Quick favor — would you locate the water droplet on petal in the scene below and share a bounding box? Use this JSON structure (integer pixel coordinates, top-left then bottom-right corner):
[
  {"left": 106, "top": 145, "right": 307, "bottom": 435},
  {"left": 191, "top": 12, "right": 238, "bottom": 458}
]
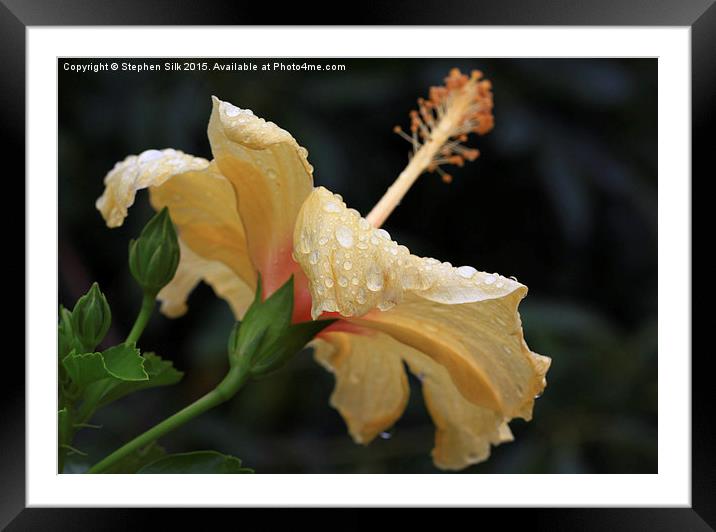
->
[
  {"left": 223, "top": 103, "right": 241, "bottom": 117},
  {"left": 335, "top": 225, "right": 354, "bottom": 248},
  {"left": 457, "top": 265, "right": 477, "bottom": 279},
  {"left": 338, "top": 276, "right": 349, "bottom": 287},
  {"left": 323, "top": 201, "right": 341, "bottom": 213},
  {"left": 366, "top": 265, "right": 384, "bottom": 292},
  {"left": 378, "top": 301, "right": 395, "bottom": 311},
  {"left": 376, "top": 228, "right": 391, "bottom": 240},
  {"left": 324, "top": 277, "right": 334, "bottom": 288},
  {"left": 297, "top": 232, "right": 311, "bottom": 254},
  {"left": 308, "top": 251, "right": 319, "bottom": 265},
  {"left": 138, "top": 149, "right": 163, "bottom": 163}
]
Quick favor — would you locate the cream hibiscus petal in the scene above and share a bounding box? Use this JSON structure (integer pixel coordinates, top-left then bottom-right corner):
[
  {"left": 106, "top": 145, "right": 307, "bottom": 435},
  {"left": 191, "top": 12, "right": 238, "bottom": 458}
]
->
[
  {"left": 314, "top": 327, "right": 518, "bottom": 470},
  {"left": 401, "top": 349, "right": 514, "bottom": 470},
  {"left": 96, "top": 148, "right": 210, "bottom": 228},
  {"left": 355, "top": 293, "right": 550, "bottom": 420},
  {"left": 294, "top": 187, "right": 525, "bottom": 319},
  {"left": 312, "top": 330, "right": 409, "bottom": 444},
  {"left": 148, "top": 161, "right": 256, "bottom": 289},
  {"left": 207, "top": 97, "right": 314, "bottom": 293},
  {"left": 293, "top": 186, "right": 550, "bottom": 419},
  {"left": 157, "top": 239, "right": 255, "bottom": 319}
]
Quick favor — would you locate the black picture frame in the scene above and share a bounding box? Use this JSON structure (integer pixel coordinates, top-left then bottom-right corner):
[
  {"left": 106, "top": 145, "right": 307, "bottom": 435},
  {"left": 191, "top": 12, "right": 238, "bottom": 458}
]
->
[{"left": 3, "top": 0, "right": 711, "bottom": 528}]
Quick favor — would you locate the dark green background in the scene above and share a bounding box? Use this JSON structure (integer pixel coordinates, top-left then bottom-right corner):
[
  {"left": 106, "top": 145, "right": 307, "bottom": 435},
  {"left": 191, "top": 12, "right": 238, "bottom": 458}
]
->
[{"left": 59, "top": 58, "right": 657, "bottom": 473}]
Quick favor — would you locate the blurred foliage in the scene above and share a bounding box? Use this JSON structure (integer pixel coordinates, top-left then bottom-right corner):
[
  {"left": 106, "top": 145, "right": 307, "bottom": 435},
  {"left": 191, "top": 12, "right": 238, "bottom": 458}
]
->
[{"left": 59, "top": 58, "right": 656, "bottom": 473}]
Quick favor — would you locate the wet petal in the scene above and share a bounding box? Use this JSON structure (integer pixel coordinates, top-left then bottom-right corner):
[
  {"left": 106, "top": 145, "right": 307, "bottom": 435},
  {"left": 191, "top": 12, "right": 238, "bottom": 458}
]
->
[
  {"left": 312, "top": 330, "right": 409, "bottom": 444},
  {"left": 149, "top": 161, "right": 256, "bottom": 288},
  {"left": 354, "top": 293, "right": 550, "bottom": 419},
  {"left": 294, "top": 186, "right": 549, "bottom": 418},
  {"left": 158, "top": 239, "right": 254, "bottom": 319},
  {"left": 313, "top": 328, "right": 519, "bottom": 470},
  {"left": 294, "top": 187, "right": 523, "bottom": 319},
  {"left": 96, "top": 149, "right": 209, "bottom": 228},
  {"left": 208, "top": 97, "right": 314, "bottom": 291},
  {"left": 402, "top": 349, "right": 514, "bottom": 470}
]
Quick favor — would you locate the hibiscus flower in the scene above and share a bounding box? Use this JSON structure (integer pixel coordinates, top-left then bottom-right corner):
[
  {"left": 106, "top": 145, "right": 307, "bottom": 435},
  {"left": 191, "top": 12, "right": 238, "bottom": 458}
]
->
[{"left": 96, "top": 69, "right": 550, "bottom": 470}]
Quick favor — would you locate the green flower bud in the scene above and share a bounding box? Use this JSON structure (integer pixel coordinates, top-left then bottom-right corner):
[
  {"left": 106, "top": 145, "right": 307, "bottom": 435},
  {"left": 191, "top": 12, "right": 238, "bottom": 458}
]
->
[
  {"left": 71, "top": 282, "right": 111, "bottom": 352},
  {"left": 226, "top": 275, "right": 335, "bottom": 377},
  {"left": 58, "top": 305, "right": 75, "bottom": 359},
  {"left": 129, "top": 207, "right": 180, "bottom": 295}
]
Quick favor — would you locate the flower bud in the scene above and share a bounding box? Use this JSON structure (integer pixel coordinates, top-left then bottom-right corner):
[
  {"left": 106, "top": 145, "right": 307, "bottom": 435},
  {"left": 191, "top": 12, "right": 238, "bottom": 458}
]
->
[
  {"left": 129, "top": 207, "right": 180, "bottom": 295},
  {"left": 226, "top": 275, "right": 335, "bottom": 377},
  {"left": 71, "top": 282, "right": 111, "bottom": 352},
  {"left": 58, "top": 305, "right": 75, "bottom": 358}
]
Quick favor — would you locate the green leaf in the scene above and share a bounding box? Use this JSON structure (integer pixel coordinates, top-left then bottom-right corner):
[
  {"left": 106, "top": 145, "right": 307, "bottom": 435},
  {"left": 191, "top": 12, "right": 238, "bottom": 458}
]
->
[
  {"left": 62, "top": 352, "right": 112, "bottom": 389},
  {"left": 63, "top": 345, "right": 151, "bottom": 426},
  {"left": 95, "top": 352, "right": 183, "bottom": 409},
  {"left": 102, "top": 442, "right": 167, "bottom": 474},
  {"left": 251, "top": 319, "right": 337, "bottom": 377},
  {"left": 137, "top": 451, "right": 253, "bottom": 474},
  {"left": 102, "top": 344, "right": 149, "bottom": 381}
]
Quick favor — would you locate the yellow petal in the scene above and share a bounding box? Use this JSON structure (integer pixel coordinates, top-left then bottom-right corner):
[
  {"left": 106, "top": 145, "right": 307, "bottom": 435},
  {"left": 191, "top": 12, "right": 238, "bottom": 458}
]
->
[
  {"left": 314, "top": 328, "right": 517, "bottom": 470},
  {"left": 402, "top": 349, "right": 514, "bottom": 470},
  {"left": 312, "top": 330, "right": 409, "bottom": 444},
  {"left": 157, "top": 239, "right": 254, "bottom": 319},
  {"left": 207, "top": 97, "right": 314, "bottom": 289},
  {"left": 294, "top": 186, "right": 549, "bottom": 418},
  {"left": 294, "top": 187, "right": 524, "bottom": 319},
  {"left": 355, "top": 293, "right": 550, "bottom": 420},
  {"left": 96, "top": 149, "right": 209, "bottom": 228},
  {"left": 149, "top": 161, "right": 256, "bottom": 288}
]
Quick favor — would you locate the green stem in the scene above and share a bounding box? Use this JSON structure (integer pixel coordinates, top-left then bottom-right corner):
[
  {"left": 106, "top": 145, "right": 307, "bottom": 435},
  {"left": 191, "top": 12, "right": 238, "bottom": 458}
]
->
[
  {"left": 58, "top": 408, "right": 73, "bottom": 474},
  {"left": 126, "top": 291, "right": 156, "bottom": 345},
  {"left": 87, "top": 364, "right": 249, "bottom": 474}
]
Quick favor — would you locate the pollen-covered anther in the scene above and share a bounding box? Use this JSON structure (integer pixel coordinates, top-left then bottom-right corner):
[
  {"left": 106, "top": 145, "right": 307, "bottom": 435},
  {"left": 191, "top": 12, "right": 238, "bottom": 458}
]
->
[
  {"left": 366, "top": 68, "right": 496, "bottom": 228},
  {"left": 395, "top": 67, "right": 494, "bottom": 184}
]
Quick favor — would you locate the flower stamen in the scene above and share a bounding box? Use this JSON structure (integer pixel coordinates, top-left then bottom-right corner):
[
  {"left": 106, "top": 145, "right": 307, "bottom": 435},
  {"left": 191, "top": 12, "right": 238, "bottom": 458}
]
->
[{"left": 366, "top": 68, "right": 494, "bottom": 228}]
